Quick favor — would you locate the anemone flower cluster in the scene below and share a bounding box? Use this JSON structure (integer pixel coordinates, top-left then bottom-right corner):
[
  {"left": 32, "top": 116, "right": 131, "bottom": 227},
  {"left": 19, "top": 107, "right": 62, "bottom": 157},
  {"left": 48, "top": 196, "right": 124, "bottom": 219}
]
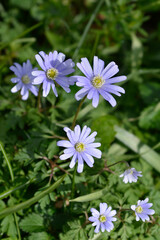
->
[
  {"left": 10, "top": 52, "right": 127, "bottom": 108},
  {"left": 9, "top": 50, "right": 155, "bottom": 235}
]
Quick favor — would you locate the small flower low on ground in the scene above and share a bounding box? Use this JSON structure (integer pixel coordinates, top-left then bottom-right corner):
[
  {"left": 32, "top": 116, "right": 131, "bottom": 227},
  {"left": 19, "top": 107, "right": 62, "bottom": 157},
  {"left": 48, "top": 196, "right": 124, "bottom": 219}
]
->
[
  {"left": 120, "top": 168, "right": 142, "bottom": 183},
  {"left": 131, "top": 198, "right": 155, "bottom": 222},
  {"left": 89, "top": 203, "right": 117, "bottom": 233}
]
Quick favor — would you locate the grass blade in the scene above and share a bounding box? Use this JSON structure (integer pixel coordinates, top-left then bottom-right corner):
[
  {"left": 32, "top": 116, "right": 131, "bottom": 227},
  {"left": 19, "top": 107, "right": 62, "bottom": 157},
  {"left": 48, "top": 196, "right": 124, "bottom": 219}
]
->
[
  {"left": 0, "top": 174, "right": 66, "bottom": 219},
  {"left": 115, "top": 126, "right": 160, "bottom": 172},
  {"left": 72, "top": 0, "right": 105, "bottom": 61},
  {"left": 70, "top": 186, "right": 108, "bottom": 202},
  {"left": 0, "top": 142, "right": 14, "bottom": 182}
]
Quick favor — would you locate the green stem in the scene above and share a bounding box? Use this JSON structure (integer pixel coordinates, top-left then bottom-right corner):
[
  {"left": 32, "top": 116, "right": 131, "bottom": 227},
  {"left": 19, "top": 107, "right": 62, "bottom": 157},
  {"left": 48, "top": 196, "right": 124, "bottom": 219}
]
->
[
  {"left": 107, "top": 160, "right": 130, "bottom": 168},
  {"left": 14, "top": 213, "right": 21, "bottom": 240},
  {"left": 71, "top": 96, "right": 87, "bottom": 130},
  {"left": 0, "top": 174, "right": 66, "bottom": 219},
  {"left": 71, "top": 166, "right": 77, "bottom": 200},
  {"left": 0, "top": 142, "right": 14, "bottom": 181},
  {"left": 0, "top": 142, "right": 21, "bottom": 239},
  {"left": 72, "top": 0, "right": 105, "bottom": 61},
  {"left": 0, "top": 178, "right": 35, "bottom": 200},
  {"left": 0, "top": 22, "right": 42, "bottom": 51},
  {"left": 37, "top": 83, "right": 42, "bottom": 111}
]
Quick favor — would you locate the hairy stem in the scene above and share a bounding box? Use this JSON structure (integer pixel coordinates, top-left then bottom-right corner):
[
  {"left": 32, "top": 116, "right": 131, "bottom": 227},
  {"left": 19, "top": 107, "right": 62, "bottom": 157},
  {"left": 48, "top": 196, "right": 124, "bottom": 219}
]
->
[
  {"left": 107, "top": 160, "right": 130, "bottom": 168},
  {"left": 71, "top": 96, "right": 87, "bottom": 130},
  {"left": 71, "top": 166, "right": 77, "bottom": 200},
  {"left": 37, "top": 83, "right": 42, "bottom": 111}
]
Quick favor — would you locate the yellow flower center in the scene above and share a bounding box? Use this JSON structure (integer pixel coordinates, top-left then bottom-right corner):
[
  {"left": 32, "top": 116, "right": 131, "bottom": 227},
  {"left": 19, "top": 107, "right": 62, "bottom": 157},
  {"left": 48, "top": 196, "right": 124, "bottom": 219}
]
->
[
  {"left": 92, "top": 75, "right": 105, "bottom": 88},
  {"left": 136, "top": 206, "right": 143, "bottom": 213},
  {"left": 75, "top": 142, "right": 85, "bottom": 152},
  {"left": 21, "top": 75, "right": 30, "bottom": 84},
  {"left": 130, "top": 170, "right": 133, "bottom": 174},
  {"left": 99, "top": 215, "right": 106, "bottom": 223},
  {"left": 47, "top": 68, "right": 58, "bottom": 80}
]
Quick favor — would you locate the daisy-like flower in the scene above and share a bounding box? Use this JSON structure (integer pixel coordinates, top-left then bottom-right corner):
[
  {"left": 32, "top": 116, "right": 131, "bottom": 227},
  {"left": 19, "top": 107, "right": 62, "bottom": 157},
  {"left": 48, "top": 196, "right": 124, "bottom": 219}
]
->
[
  {"left": 10, "top": 60, "right": 38, "bottom": 100},
  {"left": 75, "top": 57, "right": 127, "bottom": 108},
  {"left": 32, "top": 51, "right": 75, "bottom": 97},
  {"left": 57, "top": 125, "right": 102, "bottom": 173},
  {"left": 131, "top": 198, "right": 155, "bottom": 222},
  {"left": 89, "top": 203, "right": 117, "bottom": 233},
  {"left": 119, "top": 168, "right": 142, "bottom": 183}
]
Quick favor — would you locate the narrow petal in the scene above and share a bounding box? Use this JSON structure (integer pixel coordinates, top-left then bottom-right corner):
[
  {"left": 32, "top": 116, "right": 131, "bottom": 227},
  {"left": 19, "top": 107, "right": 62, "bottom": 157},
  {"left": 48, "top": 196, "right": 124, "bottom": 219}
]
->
[
  {"left": 92, "top": 90, "right": 99, "bottom": 108},
  {"left": 29, "top": 85, "right": 38, "bottom": 96},
  {"left": 81, "top": 152, "right": 94, "bottom": 167},
  {"left": 60, "top": 152, "right": 74, "bottom": 160},
  {"left": 88, "top": 216, "right": 98, "bottom": 222},
  {"left": 77, "top": 153, "right": 84, "bottom": 173},
  {"left": 86, "top": 148, "right": 102, "bottom": 158},
  {"left": 100, "top": 203, "right": 107, "bottom": 215},
  {"left": 87, "top": 88, "right": 96, "bottom": 100},
  {"left": 80, "top": 58, "right": 93, "bottom": 78},
  {"left": 69, "top": 153, "right": 77, "bottom": 168},
  {"left": 57, "top": 140, "right": 73, "bottom": 148},
  {"left": 22, "top": 90, "right": 29, "bottom": 100},
  {"left": 75, "top": 88, "right": 89, "bottom": 101},
  {"left": 10, "top": 77, "right": 19, "bottom": 83},
  {"left": 11, "top": 82, "right": 22, "bottom": 93},
  {"left": 32, "top": 70, "right": 45, "bottom": 76},
  {"left": 35, "top": 54, "right": 46, "bottom": 70},
  {"left": 106, "top": 76, "right": 127, "bottom": 84}
]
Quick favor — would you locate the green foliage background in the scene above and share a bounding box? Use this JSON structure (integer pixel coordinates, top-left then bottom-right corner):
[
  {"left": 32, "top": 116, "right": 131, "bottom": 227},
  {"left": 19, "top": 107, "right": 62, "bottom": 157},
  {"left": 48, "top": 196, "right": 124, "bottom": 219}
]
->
[{"left": 0, "top": 0, "right": 160, "bottom": 239}]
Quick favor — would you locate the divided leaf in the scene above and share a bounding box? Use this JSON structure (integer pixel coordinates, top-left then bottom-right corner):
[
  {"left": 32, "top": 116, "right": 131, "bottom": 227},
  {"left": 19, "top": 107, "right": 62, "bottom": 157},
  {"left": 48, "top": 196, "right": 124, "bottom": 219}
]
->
[{"left": 20, "top": 213, "right": 45, "bottom": 233}]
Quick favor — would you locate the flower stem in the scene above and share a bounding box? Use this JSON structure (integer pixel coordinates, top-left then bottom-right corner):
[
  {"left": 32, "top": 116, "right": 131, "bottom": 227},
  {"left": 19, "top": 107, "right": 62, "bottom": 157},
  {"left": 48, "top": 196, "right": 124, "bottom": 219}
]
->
[
  {"left": 37, "top": 83, "right": 42, "bottom": 112},
  {"left": 71, "top": 166, "right": 77, "bottom": 200},
  {"left": 71, "top": 96, "right": 87, "bottom": 130},
  {"left": 107, "top": 160, "right": 130, "bottom": 168}
]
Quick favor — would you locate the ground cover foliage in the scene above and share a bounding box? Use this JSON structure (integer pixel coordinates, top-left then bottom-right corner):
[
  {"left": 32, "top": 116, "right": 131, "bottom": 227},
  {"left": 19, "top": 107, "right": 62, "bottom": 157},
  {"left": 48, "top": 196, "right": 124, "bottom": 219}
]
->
[{"left": 0, "top": 0, "right": 160, "bottom": 239}]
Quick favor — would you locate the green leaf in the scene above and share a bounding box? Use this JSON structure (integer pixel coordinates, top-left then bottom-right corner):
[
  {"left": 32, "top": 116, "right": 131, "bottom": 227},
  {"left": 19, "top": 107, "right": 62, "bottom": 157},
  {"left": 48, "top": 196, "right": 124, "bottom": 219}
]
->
[
  {"left": 92, "top": 115, "right": 117, "bottom": 150},
  {"left": 28, "top": 232, "right": 52, "bottom": 240},
  {"left": 118, "top": 224, "right": 132, "bottom": 240},
  {"left": 70, "top": 187, "right": 108, "bottom": 202},
  {"left": 1, "top": 215, "right": 17, "bottom": 238},
  {"left": 20, "top": 213, "right": 44, "bottom": 233},
  {"left": 47, "top": 140, "right": 59, "bottom": 159},
  {"left": 60, "top": 220, "right": 87, "bottom": 240},
  {"left": 139, "top": 103, "right": 160, "bottom": 130},
  {"left": 0, "top": 174, "right": 66, "bottom": 219},
  {"left": 115, "top": 126, "right": 160, "bottom": 172},
  {"left": 139, "top": 82, "right": 160, "bottom": 104}
]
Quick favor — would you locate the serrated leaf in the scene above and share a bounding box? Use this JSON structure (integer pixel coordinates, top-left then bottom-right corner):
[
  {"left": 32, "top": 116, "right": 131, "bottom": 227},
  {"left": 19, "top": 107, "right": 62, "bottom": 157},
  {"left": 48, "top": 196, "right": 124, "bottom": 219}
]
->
[
  {"left": 60, "top": 220, "right": 87, "bottom": 240},
  {"left": 28, "top": 232, "right": 52, "bottom": 240},
  {"left": 1, "top": 215, "right": 17, "bottom": 238},
  {"left": 70, "top": 187, "right": 108, "bottom": 202},
  {"left": 20, "top": 213, "right": 44, "bottom": 233},
  {"left": 118, "top": 224, "right": 132, "bottom": 240},
  {"left": 115, "top": 126, "right": 160, "bottom": 172}
]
